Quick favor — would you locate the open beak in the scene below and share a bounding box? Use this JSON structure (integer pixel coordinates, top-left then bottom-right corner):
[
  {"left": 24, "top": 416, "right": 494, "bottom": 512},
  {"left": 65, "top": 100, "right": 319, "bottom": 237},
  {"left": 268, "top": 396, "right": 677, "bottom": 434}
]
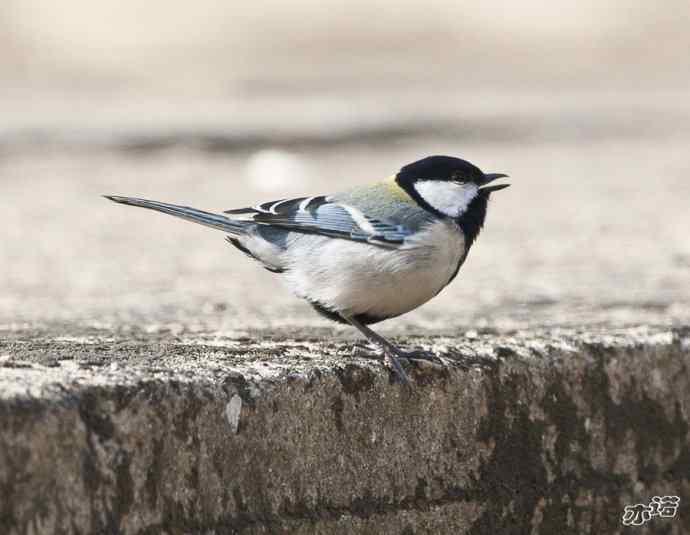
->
[{"left": 479, "top": 173, "right": 510, "bottom": 193}]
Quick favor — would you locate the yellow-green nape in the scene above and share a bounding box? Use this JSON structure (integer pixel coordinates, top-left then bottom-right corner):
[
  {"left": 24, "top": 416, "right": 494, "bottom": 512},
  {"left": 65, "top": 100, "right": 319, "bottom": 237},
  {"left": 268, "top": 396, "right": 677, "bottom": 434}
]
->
[{"left": 382, "top": 176, "right": 416, "bottom": 203}]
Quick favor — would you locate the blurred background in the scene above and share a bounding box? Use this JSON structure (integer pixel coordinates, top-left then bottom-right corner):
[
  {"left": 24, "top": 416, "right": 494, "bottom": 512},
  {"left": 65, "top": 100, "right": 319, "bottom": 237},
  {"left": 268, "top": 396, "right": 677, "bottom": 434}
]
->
[{"left": 1, "top": 0, "right": 689, "bottom": 334}]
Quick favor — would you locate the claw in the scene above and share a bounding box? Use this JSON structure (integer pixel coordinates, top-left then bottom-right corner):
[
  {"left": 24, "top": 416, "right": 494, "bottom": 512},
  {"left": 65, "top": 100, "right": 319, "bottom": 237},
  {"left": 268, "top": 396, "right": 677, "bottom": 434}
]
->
[
  {"left": 385, "top": 351, "right": 411, "bottom": 385},
  {"left": 351, "top": 342, "right": 379, "bottom": 359},
  {"left": 400, "top": 349, "right": 444, "bottom": 365},
  {"left": 349, "top": 343, "right": 409, "bottom": 384}
]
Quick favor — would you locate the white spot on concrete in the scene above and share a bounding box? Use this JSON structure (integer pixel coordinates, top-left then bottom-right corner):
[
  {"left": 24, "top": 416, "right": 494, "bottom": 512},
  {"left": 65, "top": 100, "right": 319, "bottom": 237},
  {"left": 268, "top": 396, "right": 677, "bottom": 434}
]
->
[
  {"left": 225, "top": 394, "right": 243, "bottom": 434},
  {"left": 681, "top": 337, "right": 690, "bottom": 352}
]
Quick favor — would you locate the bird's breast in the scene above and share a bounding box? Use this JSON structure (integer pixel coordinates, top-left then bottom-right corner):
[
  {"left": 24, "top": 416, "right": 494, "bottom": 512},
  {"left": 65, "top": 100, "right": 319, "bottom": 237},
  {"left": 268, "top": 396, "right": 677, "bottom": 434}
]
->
[{"left": 283, "top": 220, "right": 466, "bottom": 320}]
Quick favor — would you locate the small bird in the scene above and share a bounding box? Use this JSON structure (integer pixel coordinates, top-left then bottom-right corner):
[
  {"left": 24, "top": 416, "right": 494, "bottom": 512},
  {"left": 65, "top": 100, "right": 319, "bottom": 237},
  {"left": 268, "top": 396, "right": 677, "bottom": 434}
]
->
[{"left": 105, "top": 155, "right": 509, "bottom": 384}]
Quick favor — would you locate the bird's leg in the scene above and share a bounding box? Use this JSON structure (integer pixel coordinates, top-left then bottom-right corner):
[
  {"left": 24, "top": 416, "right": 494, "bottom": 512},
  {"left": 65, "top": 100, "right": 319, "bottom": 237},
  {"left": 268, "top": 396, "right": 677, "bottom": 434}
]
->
[{"left": 345, "top": 316, "right": 410, "bottom": 385}]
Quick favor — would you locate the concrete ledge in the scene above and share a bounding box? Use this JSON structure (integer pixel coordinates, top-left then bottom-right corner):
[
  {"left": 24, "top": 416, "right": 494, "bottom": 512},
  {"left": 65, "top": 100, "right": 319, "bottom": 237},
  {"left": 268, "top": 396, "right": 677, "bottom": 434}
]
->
[{"left": 1, "top": 327, "right": 689, "bottom": 534}]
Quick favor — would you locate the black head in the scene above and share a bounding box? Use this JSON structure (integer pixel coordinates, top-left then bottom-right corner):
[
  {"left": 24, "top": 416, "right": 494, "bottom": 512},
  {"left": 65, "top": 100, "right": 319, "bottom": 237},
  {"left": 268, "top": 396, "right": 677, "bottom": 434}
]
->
[
  {"left": 398, "top": 155, "right": 486, "bottom": 185},
  {"left": 395, "top": 155, "right": 509, "bottom": 219}
]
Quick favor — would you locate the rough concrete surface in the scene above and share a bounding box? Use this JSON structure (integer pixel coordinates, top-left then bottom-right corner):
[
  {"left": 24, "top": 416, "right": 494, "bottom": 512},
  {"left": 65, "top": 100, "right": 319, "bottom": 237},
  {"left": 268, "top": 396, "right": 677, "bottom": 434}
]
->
[{"left": 1, "top": 326, "right": 689, "bottom": 534}]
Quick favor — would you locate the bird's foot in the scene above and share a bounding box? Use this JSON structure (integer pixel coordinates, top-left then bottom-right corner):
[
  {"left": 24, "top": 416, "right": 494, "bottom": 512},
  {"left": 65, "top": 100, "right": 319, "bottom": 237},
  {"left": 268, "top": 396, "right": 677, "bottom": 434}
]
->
[
  {"left": 351, "top": 344, "right": 410, "bottom": 385},
  {"left": 350, "top": 344, "right": 442, "bottom": 384},
  {"left": 397, "top": 348, "right": 442, "bottom": 363},
  {"left": 350, "top": 342, "right": 382, "bottom": 360}
]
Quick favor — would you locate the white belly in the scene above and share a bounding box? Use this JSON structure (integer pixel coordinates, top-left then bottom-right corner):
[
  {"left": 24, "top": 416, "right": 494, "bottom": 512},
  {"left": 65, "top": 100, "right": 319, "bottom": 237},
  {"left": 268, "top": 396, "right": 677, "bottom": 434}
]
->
[{"left": 282, "top": 220, "right": 466, "bottom": 319}]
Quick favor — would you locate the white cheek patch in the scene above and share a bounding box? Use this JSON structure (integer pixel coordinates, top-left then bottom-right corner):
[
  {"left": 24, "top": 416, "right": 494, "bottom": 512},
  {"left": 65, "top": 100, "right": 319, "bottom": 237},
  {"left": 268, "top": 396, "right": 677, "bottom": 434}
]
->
[{"left": 414, "top": 181, "right": 478, "bottom": 217}]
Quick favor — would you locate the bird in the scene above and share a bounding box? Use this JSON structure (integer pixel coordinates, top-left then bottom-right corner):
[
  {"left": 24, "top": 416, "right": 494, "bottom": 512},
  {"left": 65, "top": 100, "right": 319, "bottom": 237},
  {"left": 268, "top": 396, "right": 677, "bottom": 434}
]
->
[{"left": 105, "top": 155, "right": 509, "bottom": 385}]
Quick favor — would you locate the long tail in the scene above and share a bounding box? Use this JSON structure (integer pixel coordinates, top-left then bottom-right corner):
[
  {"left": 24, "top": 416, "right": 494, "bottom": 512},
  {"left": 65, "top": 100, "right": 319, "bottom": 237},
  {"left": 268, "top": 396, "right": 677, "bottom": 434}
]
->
[{"left": 104, "top": 195, "right": 246, "bottom": 234}]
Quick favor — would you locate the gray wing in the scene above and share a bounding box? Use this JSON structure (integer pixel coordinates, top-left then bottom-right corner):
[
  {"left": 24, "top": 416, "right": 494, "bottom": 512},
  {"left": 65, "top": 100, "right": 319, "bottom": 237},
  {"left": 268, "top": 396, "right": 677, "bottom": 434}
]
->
[{"left": 224, "top": 195, "right": 421, "bottom": 248}]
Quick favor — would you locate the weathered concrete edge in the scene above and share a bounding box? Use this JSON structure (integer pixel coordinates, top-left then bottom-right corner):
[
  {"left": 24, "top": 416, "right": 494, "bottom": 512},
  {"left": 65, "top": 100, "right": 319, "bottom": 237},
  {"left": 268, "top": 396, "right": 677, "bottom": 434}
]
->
[{"left": 1, "top": 327, "right": 689, "bottom": 534}]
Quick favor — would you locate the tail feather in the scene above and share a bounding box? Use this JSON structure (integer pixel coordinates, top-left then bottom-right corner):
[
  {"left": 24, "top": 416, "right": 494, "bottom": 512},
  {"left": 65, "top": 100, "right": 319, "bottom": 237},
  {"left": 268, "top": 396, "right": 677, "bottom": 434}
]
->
[{"left": 104, "top": 195, "right": 246, "bottom": 235}]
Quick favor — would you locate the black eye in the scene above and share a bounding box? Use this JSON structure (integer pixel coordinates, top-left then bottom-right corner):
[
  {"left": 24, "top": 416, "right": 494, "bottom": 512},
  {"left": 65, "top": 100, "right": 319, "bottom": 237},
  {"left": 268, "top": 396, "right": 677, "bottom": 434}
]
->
[{"left": 451, "top": 173, "right": 467, "bottom": 183}]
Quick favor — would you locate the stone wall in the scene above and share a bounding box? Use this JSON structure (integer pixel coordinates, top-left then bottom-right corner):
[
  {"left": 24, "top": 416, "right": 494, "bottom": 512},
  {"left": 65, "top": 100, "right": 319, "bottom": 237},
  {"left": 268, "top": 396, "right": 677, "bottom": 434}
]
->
[{"left": 1, "top": 327, "right": 688, "bottom": 534}]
